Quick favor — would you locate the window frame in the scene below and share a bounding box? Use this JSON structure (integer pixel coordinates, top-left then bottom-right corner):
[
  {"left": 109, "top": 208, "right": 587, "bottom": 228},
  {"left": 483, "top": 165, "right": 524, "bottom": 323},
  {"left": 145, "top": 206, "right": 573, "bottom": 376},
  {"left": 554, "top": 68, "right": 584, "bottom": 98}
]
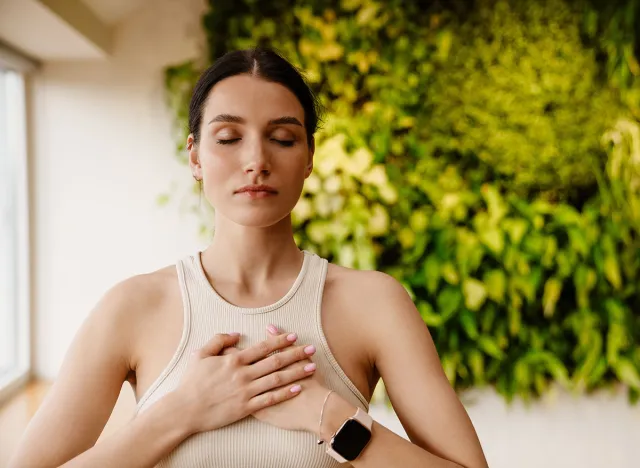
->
[{"left": 0, "top": 42, "right": 35, "bottom": 403}]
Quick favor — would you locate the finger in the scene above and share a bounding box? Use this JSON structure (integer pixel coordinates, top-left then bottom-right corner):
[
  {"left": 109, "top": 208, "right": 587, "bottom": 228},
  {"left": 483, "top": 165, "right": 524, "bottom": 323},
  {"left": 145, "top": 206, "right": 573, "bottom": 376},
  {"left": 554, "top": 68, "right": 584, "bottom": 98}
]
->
[
  {"left": 221, "top": 346, "right": 239, "bottom": 356},
  {"left": 198, "top": 333, "right": 240, "bottom": 358},
  {"left": 247, "top": 383, "right": 303, "bottom": 412},
  {"left": 266, "top": 324, "right": 280, "bottom": 335},
  {"left": 247, "top": 343, "right": 316, "bottom": 380},
  {"left": 237, "top": 331, "right": 298, "bottom": 365},
  {"left": 248, "top": 361, "right": 316, "bottom": 396}
]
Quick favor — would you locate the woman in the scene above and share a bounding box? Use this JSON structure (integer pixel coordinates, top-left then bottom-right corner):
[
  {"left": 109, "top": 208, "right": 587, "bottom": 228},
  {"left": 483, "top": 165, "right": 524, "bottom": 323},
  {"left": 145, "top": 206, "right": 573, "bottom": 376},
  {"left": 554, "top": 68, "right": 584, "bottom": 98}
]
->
[{"left": 10, "top": 48, "right": 488, "bottom": 468}]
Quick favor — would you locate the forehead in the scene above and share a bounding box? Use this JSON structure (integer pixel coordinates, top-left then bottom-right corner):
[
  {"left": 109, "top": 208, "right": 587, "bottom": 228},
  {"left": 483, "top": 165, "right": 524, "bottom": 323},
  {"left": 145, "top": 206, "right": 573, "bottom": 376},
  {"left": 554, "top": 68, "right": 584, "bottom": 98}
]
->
[{"left": 203, "top": 74, "right": 305, "bottom": 124}]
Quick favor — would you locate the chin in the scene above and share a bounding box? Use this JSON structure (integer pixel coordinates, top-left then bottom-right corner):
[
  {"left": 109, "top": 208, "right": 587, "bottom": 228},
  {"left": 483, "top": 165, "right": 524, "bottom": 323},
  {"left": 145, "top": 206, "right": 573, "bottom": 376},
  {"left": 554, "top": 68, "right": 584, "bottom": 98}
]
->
[{"left": 228, "top": 209, "right": 293, "bottom": 228}]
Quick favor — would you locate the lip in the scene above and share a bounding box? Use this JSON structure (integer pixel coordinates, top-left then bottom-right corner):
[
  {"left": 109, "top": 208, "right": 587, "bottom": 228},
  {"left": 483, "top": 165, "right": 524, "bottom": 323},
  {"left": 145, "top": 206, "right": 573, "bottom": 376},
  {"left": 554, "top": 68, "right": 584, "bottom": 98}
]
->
[{"left": 235, "top": 184, "right": 278, "bottom": 194}]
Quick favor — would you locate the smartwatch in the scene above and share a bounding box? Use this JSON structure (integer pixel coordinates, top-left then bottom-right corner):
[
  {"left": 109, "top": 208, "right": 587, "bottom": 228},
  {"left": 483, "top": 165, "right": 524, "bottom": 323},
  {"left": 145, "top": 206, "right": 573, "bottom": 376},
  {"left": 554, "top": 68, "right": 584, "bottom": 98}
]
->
[{"left": 325, "top": 407, "right": 373, "bottom": 462}]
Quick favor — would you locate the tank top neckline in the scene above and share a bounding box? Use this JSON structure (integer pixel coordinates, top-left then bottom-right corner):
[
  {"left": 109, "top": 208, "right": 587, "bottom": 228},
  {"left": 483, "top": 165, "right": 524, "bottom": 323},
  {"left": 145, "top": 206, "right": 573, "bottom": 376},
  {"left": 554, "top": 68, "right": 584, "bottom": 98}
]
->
[{"left": 194, "top": 249, "right": 312, "bottom": 315}]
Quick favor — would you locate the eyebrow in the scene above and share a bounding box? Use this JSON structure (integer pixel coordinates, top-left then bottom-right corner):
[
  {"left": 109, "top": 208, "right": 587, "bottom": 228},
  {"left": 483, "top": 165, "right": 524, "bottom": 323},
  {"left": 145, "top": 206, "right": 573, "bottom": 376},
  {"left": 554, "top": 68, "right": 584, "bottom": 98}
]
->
[{"left": 208, "top": 114, "right": 303, "bottom": 127}]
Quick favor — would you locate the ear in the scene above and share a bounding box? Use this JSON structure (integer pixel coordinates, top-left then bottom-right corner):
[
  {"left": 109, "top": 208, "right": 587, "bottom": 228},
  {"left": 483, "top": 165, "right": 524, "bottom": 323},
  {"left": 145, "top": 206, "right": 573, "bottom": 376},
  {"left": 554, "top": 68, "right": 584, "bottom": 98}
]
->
[
  {"left": 187, "top": 134, "right": 202, "bottom": 181},
  {"left": 305, "top": 137, "right": 315, "bottom": 178}
]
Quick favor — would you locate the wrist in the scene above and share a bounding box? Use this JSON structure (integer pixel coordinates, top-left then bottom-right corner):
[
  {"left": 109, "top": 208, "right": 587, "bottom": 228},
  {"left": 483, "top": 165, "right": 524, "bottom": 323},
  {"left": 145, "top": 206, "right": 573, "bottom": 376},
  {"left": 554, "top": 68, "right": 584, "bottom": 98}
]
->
[
  {"left": 160, "top": 390, "right": 197, "bottom": 440},
  {"left": 317, "top": 393, "right": 358, "bottom": 442}
]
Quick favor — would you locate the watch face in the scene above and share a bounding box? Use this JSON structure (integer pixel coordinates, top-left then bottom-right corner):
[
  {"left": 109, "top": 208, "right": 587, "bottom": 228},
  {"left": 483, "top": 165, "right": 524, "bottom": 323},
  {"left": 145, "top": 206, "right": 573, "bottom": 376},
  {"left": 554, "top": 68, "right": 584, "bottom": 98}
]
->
[{"left": 331, "top": 419, "right": 372, "bottom": 461}]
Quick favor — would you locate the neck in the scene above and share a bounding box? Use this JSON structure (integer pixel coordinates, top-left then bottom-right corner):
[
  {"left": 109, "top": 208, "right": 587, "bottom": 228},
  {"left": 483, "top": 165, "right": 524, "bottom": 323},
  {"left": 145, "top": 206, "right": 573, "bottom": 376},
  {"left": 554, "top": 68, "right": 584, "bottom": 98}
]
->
[{"left": 200, "top": 214, "right": 303, "bottom": 290}]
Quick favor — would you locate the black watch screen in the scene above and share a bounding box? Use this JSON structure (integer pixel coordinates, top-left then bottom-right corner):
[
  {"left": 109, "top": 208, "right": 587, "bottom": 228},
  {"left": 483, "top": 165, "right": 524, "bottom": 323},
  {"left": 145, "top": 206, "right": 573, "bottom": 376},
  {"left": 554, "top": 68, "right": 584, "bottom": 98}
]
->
[{"left": 331, "top": 418, "right": 372, "bottom": 461}]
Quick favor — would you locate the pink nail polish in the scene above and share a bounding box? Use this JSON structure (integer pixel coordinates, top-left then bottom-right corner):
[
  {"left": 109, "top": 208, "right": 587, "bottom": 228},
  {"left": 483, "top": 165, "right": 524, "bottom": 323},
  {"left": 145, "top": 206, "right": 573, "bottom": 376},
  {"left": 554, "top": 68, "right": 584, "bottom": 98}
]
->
[
  {"left": 304, "top": 363, "right": 316, "bottom": 372},
  {"left": 267, "top": 325, "right": 278, "bottom": 334},
  {"left": 229, "top": 332, "right": 240, "bottom": 337},
  {"left": 287, "top": 333, "right": 298, "bottom": 342},
  {"left": 304, "top": 345, "right": 316, "bottom": 355},
  {"left": 290, "top": 384, "right": 302, "bottom": 393}
]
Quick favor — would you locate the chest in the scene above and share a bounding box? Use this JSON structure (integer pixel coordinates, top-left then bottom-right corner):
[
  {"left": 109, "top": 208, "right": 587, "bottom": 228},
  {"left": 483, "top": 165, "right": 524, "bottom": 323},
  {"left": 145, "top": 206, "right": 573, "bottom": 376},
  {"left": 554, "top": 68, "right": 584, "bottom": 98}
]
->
[
  {"left": 130, "top": 268, "right": 375, "bottom": 405},
  {"left": 157, "top": 412, "right": 344, "bottom": 468}
]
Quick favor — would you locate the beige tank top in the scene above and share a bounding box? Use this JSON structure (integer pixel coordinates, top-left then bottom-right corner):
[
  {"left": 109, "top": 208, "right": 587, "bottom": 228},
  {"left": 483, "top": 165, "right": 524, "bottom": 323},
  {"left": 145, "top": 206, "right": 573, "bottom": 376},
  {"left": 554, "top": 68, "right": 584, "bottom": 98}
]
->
[{"left": 134, "top": 249, "right": 369, "bottom": 467}]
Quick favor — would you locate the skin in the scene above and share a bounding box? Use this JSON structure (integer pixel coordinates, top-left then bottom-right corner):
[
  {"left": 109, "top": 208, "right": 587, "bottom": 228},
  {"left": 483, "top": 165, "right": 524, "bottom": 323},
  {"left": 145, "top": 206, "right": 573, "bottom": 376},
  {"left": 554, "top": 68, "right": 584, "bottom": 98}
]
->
[{"left": 9, "top": 74, "right": 488, "bottom": 468}]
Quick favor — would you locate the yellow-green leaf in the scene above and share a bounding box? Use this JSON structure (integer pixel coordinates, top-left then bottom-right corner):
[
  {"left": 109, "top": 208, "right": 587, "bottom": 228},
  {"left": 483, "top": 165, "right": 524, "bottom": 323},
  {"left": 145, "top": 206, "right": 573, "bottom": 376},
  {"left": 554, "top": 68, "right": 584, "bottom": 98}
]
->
[
  {"left": 614, "top": 358, "right": 640, "bottom": 389},
  {"left": 542, "top": 277, "right": 563, "bottom": 318},
  {"left": 478, "top": 227, "right": 505, "bottom": 256},
  {"left": 604, "top": 255, "right": 622, "bottom": 290},
  {"left": 478, "top": 336, "right": 506, "bottom": 360},
  {"left": 463, "top": 278, "right": 488, "bottom": 311},
  {"left": 483, "top": 269, "right": 506, "bottom": 303}
]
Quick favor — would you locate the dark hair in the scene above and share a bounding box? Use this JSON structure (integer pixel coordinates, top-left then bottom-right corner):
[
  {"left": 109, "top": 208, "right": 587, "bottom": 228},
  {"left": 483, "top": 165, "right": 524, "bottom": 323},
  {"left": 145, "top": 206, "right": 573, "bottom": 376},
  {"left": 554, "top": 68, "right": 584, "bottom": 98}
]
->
[{"left": 188, "top": 47, "right": 322, "bottom": 147}]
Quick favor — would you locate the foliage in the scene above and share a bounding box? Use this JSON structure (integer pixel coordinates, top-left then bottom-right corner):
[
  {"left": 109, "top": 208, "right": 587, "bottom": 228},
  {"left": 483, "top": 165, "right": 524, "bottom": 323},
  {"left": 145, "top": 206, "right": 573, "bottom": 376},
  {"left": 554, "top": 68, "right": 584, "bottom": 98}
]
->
[
  {"left": 425, "top": 0, "right": 626, "bottom": 199},
  {"left": 162, "top": 0, "right": 640, "bottom": 402}
]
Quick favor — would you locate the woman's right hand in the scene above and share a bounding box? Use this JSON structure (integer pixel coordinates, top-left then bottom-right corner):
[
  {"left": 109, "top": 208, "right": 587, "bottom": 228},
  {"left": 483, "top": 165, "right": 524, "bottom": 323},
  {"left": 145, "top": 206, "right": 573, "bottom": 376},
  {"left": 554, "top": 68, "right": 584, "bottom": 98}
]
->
[{"left": 171, "top": 331, "right": 317, "bottom": 436}]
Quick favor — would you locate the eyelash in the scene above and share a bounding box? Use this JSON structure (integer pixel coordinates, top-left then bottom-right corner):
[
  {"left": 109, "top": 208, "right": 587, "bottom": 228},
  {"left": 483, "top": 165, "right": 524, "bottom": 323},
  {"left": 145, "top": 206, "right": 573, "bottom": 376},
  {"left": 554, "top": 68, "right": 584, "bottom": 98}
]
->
[{"left": 216, "top": 138, "right": 295, "bottom": 147}]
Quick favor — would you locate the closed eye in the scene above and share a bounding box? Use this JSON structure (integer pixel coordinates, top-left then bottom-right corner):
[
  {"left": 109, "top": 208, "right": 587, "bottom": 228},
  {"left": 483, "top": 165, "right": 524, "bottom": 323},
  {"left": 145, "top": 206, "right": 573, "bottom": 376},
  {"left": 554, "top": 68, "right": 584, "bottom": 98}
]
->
[
  {"left": 274, "top": 139, "right": 295, "bottom": 147},
  {"left": 216, "top": 138, "right": 240, "bottom": 145},
  {"left": 216, "top": 138, "right": 295, "bottom": 147}
]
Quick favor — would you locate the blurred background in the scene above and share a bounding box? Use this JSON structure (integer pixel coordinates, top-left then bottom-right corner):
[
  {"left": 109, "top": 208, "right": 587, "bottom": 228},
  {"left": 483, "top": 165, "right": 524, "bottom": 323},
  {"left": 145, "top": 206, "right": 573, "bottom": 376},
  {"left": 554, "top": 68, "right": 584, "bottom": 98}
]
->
[{"left": 1, "top": 0, "right": 639, "bottom": 466}]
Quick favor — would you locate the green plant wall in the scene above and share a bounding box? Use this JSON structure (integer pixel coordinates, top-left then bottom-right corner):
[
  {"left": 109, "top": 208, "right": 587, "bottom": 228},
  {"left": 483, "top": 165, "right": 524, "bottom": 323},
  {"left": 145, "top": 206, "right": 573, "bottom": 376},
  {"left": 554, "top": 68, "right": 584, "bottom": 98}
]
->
[{"left": 162, "top": 0, "right": 640, "bottom": 403}]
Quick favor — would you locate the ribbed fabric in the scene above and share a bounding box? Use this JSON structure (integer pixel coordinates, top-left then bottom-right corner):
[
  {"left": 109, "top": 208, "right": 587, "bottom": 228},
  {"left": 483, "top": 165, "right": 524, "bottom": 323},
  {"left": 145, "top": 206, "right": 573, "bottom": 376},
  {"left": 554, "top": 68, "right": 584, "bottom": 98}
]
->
[{"left": 134, "top": 250, "right": 369, "bottom": 468}]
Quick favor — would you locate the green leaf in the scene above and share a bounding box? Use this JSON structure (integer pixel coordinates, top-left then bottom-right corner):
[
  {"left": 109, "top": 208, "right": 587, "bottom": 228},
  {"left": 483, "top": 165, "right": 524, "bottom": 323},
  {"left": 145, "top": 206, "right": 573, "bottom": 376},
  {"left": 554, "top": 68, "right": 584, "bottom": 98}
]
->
[
  {"left": 507, "top": 306, "right": 521, "bottom": 337},
  {"left": 441, "top": 352, "right": 459, "bottom": 386},
  {"left": 478, "top": 336, "right": 506, "bottom": 360},
  {"left": 586, "top": 357, "right": 608, "bottom": 388},
  {"left": 468, "top": 348, "right": 485, "bottom": 382},
  {"left": 525, "top": 351, "right": 570, "bottom": 387},
  {"left": 423, "top": 254, "right": 441, "bottom": 295},
  {"left": 417, "top": 301, "right": 442, "bottom": 327},
  {"left": 483, "top": 270, "right": 506, "bottom": 303},
  {"left": 542, "top": 277, "right": 563, "bottom": 318},
  {"left": 613, "top": 358, "right": 640, "bottom": 389},
  {"left": 573, "top": 332, "right": 603, "bottom": 390},
  {"left": 480, "top": 304, "right": 497, "bottom": 333},
  {"left": 606, "top": 323, "right": 627, "bottom": 365},
  {"left": 460, "top": 309, "right": 479, "bottom": 339},
  {"left": 462, "top": 278, "right": 488, "bottom": 311},
  {"left": 436, "top": 286, "right": 463, "bottom": 323},
  {"left": 573, "top": 265, "right": 596, "bottom": 309},
  {"left": 502, "top": 218, "right": 529, "bottom": 245},
  {"left": 604, "top": 255, "right": 622, "bottom": 290},
  {"left": 441, "top": 262, "right": 460, "bottom": 285},
  {"left": 478, "top": 228, "right": 505, "bottom": 256},
  {"left": 567, "top": 228, "right": 589, "bottom": 257}
]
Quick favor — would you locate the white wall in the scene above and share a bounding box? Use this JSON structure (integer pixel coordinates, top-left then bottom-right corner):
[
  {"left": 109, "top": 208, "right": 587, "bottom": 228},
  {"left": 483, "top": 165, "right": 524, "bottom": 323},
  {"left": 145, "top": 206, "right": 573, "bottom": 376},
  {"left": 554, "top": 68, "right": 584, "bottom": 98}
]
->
[
  {"left": 30, "top": 0, "right": 207, "bottom": 380},
  {"left": 28, "top": 2, "right": 640, "bottom": 467},
  {"left": 371, "top": 386, "right": 640, "bottom": 468}
]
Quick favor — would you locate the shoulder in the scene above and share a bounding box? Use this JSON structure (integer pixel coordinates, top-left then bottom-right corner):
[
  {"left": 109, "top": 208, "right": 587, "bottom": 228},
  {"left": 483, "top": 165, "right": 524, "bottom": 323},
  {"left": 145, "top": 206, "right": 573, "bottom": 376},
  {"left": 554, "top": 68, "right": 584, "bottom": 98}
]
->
[
  {"left": 326, "top": 263, "right": 413, "bottom": 311},
  {"left": 86, "top": 265, "right": 179, "bottom": 359},
  {"left": 97, "top": 265, "right": 178, "bottom": 320},
  {"left": 325, "top": 263, "right": 420, "bottom": 336}
]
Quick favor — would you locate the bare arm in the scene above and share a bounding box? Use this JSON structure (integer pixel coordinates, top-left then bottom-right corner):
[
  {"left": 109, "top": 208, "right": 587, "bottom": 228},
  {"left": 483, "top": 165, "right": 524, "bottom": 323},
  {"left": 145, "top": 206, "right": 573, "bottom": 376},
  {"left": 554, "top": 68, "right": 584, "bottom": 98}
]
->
[
  {"left": 7, "top": 276, "right": 191, "bottom": 467},
  {"left": 9, "top": 275, "right": 318, "bottom": 467},
  {"left": 57, "top": 392, "right": 191, "bottom": 468},
  {"left": 313, "top": 272, "right": 488, "bottom": 468}
]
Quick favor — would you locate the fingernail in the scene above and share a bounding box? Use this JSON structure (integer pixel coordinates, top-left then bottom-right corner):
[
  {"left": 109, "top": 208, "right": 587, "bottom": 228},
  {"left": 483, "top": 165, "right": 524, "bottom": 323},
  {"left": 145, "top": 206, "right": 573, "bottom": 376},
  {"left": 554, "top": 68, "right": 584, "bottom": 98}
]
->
[
  {"left": 229, "top": 332, "right": 240, "bottom": 337},
  {"left": 304, "top": 345, "right": 316, "bottom": 355},
  {"left": 267, "top": 324, "right": 278, "bottom": 334},
  {"left": 304, "top": 363, "right": 316, "bottom": 372},
  {"left": 287, "top": 333, "right": 298, "bottom": 342},
  {"left": 290, "top": 384, "right": 302, "bottom": 393}
]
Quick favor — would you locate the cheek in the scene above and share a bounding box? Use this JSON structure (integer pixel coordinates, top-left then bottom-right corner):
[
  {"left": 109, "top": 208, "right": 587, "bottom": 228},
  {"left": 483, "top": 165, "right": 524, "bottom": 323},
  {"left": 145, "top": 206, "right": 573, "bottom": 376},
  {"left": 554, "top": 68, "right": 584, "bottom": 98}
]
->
[{"left": 201, "top": 147, "right": 235, "bottom": 173}]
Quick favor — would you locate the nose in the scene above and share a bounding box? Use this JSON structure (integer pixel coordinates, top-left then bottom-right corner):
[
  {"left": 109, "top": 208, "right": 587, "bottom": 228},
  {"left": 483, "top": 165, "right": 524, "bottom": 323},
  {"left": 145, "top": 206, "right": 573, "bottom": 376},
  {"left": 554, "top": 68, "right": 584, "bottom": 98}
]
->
[{"left": 243, "top": 138, "right": 271, "bottom": 176}]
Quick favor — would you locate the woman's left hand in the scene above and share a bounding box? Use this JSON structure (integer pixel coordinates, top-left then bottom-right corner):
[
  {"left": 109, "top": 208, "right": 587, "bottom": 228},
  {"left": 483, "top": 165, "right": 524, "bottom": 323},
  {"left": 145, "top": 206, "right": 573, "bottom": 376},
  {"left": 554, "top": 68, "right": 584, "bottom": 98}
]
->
[
  {"left": 251, "top": 327, "right": 332, "bottom": 432},
  {"left": 251, "top": 362, "right": 330, "bottom": 432},
  {"left": 222, "top": 326, "right": 355, "bottom": 434}
]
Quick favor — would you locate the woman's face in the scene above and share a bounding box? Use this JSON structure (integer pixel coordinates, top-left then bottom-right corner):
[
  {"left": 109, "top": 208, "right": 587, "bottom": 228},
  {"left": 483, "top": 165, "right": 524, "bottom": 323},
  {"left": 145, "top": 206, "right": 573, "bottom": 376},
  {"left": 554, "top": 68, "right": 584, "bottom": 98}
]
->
[{"left": 188, "top": 74, "right": 314, "bottom": 228}]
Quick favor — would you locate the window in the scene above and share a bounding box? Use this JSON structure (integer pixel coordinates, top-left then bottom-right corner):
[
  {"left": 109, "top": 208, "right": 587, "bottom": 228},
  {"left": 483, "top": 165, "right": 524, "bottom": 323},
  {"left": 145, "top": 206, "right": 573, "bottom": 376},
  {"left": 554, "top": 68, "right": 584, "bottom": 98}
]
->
[{"left": 0, "top": 65, "right": 30, "bottom": 398}]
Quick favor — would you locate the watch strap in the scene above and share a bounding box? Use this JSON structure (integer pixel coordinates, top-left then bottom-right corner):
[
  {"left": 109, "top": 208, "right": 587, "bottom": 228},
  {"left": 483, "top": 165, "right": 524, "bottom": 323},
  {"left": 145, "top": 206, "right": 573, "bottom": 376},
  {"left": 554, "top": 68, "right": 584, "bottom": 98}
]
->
[{"left": 325, "top": 407, "right": 373, "bottom": 462}]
